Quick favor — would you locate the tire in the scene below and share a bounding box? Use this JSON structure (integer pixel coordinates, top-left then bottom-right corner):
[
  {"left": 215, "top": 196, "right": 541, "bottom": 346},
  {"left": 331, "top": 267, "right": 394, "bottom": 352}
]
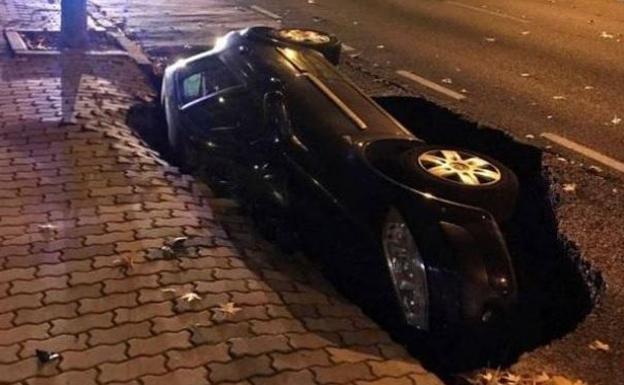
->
[
  {"left": 396, "top": 145, "right": 518, "bottom": 223},
  {"left": 269, "top": 28, "right": 342, "bottom": 65}
]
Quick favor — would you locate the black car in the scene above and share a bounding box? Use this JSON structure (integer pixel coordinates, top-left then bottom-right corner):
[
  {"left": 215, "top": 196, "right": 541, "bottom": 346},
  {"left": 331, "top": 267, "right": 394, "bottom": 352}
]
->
[{"left": 161, "top": 27, "right": 519, "bottom": 333}]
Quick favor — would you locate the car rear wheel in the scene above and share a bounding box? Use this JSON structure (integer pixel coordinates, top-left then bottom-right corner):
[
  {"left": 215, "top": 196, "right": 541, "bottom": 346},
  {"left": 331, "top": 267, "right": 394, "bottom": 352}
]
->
[
  {"left": 270, "top": 28, "right": 342, "bottom": 65},
  {"left": 397, "top": 145, "right": 518, "bottom": 223}
]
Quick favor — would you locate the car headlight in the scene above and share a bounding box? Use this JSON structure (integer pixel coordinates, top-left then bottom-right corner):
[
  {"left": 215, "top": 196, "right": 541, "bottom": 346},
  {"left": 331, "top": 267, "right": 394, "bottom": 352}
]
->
[{"left": 382, "top": 208, "right": 429, "bottom": 330}]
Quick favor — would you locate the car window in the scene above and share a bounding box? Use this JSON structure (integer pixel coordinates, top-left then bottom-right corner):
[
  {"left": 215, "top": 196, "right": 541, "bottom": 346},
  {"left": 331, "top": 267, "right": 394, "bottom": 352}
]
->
[{"left": 179, "top": 57, "right": 241, "bottom": 105}]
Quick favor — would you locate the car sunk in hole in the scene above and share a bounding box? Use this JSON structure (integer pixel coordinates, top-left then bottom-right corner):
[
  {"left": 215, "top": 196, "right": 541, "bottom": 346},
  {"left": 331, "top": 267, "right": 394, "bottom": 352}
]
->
[{"left": 161, "top": 27, "right": 519, "bottom": 334}]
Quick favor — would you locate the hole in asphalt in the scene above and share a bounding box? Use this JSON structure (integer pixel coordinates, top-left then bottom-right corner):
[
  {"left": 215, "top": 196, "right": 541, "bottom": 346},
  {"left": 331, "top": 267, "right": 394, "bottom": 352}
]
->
[
  {"left": 375, "top": 96, "right": 605, "bottom": 374},
  {"left": 126, "top": 94, "right": 605, "bottom": 378}
]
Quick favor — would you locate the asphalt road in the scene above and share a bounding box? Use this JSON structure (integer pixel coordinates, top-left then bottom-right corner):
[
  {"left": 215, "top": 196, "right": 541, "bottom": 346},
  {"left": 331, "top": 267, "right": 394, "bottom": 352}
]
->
[{"left": 237, "top": 0, "right": 624, "bottom": 174}]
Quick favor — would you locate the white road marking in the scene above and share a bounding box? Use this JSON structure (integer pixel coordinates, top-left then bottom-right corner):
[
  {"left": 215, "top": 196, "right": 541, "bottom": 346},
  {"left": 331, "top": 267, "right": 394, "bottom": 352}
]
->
[
  {"left": 446, "top": 1, "right": 529, "bottom": 24},
  {"left": 396, "top": 70, "right": 467, "bottom": 101},
  {"left": 541, "top": 132, "right": 624, "bottom": 174},
  {"left": 249, "top": 5, "right": 282, "bottom": 20},
  {"left": 342, "top": 43, "right": 356, "bottom": 52}
]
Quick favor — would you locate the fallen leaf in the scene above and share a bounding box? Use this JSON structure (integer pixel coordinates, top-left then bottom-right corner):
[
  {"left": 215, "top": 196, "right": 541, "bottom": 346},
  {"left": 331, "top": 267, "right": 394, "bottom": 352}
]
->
[
  {"left": 501, "top": 372, "right": 521, "bottom": 384},
  {"left": 611, "top": 116, "right": 621, "bottom": 125},
  {"left": 552, "top": 95, "right": 567, "bottom": 100},
  {"left": 181, "top": 292, "right": 202, "bottom": 303},
  {"left": 533, "top": 372, "right": 551, "bottom": 383},
  {"left": 600, "top": 31, "right": 615, "bottom": 39},
  {"left": 521, "top": 73, "right": 531, "bottom": 77},
  {"left": 38, "top": 223, "right": 58, "bottom": 232},
  {"left": 113, "top": 255, "right": 135, "bottom": 270},
  {"left": 485, "top": 37, "right": 496, "bottom": 43},
  {"left": 160, "top": 288, "right": 177, "bottom": 293},
  {"left": 376, "top": 44, "right": 385, "bottom": 49},
  {"left": 589, "top": 339, "right": 610, "bottom": 352},
  {"left": 441, "top": 78, "right": 453, "bottom": 84},
  {"left": 588, "top": 165, "right": 603, "bottom": 173},
  {"left": 521, "top": 31, "right": 531, "bottom": 35},
  {"left": 584, "top": 85, "right": 594, "bottom": 90},
  {"left": 525, "top": 134, "right": 535, "bottom": 139},
  {"left": 213, "top": 302, "right": 242, "bottom": 316},
  {"left": 562, "top": 183, "right": 576, "bottom": 192}
]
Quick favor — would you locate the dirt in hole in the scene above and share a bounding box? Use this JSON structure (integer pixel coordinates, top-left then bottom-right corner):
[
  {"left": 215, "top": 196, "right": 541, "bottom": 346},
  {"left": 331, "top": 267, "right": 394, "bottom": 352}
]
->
[{"left": 375, "top": 96, "right": 605, "bottom": 373}]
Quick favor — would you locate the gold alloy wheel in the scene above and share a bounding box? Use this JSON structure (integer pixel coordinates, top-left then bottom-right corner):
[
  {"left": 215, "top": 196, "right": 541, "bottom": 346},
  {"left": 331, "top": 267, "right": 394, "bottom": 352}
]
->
[
  {"left": 417, "top": 149, "right": 502, "bottom": 186},
  {"left": 277, "top": 29, "right": 331, "bottom": 44}
]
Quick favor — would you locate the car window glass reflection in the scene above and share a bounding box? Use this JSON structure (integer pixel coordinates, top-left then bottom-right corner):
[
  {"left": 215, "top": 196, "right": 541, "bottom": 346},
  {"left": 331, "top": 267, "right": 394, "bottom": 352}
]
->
[{"left": 180, "top": 58, "right": 241, "bottom": 105}]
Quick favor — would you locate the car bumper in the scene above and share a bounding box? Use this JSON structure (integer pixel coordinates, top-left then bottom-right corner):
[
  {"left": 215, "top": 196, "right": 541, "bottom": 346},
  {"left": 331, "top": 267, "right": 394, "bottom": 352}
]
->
[{"left": 402, "top": 195, "right": 517, "bottom": 332}]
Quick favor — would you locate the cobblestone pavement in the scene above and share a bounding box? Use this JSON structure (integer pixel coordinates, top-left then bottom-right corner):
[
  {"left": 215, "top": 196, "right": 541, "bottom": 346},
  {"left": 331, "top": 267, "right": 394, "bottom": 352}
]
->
[{"left": 0, "top": 1, "right": 442, "bottom": 384}]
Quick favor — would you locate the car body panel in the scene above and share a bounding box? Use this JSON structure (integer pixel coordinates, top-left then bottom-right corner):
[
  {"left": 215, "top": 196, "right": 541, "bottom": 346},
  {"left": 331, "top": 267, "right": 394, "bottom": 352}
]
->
[{"left": 162, "top": 27, "right": 518, "bottom": 332}]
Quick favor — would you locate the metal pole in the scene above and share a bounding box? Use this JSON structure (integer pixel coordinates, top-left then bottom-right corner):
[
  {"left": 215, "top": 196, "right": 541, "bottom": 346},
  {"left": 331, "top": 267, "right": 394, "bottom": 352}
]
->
[{"left": 60, "top": 0, "right": 87, "bottom": 48}]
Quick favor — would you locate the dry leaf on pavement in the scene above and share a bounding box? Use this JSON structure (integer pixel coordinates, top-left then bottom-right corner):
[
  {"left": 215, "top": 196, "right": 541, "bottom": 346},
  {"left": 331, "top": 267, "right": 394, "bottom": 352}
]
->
[
  {"left": 589, "top": 339, "right": 610, "bottom": 352},
  {"left": 181, "top": 292, "right": 202, "bottom": 303},
  {"left": 113, "top": 255, "right": 135, "bottom": 270},
  {"left": 600, "top": 31, "right": 614, "bottom": 39},
  {"left": 213, "top": 302, "right": 242, "bottom": 316}
]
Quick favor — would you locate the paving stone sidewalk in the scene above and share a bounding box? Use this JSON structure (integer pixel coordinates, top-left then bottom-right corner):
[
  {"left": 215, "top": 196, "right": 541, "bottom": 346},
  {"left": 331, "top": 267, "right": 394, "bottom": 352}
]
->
[{"left": 0, "top": 1, "right": 442, "bottom": 384}]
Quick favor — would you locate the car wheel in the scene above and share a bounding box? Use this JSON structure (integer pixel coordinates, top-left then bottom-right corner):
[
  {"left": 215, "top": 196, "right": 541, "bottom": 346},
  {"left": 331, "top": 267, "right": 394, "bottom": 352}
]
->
[
  {"left": 397, "top": 145, "right": 519, "bottom": 223},
  {"left": 270, "top": 28, "right": 342, "bottom": 65}
]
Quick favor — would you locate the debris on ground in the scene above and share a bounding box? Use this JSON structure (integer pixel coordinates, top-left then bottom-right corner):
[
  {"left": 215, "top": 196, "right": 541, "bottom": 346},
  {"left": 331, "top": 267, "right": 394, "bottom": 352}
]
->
[
  {"left": 588, "top": 165, "right": 603, "bottom": 174},
  {"left": 169, "top": 236, "right": 188, "bottom": 251},
  {"left": 441, "top": 78, "right": 453, "bottom": 84},
  {"left": 36, "top": 349, "right": 60, "bottom": 364},
  {"left": 611, "top": 116, "right": 621, "bottom": 125},
  {"left": 562, "top": 183, "right": 577, "bottom": 193},
  {"left": 212, "top": 302, "right": 243, "bottom": 321},
  {"left": 180, "top": 292, "right": 202, "bottom": 303},
  {"left": 463, "top": 370, "right": 587, "bottom": 385},
  {"left": 552, "top": 95, "right": 567, "bottom": 100},
  {"left": 113, "top": 255, "right": 135, "bottom": 271},
  {"left": 600, "top": 31, "right": 614, "bottom": 39},
  {"left": 588, "top": 339, "right": 610, "bottom": 352},
  {"left": 160, "top": 245, "right": 175, "bottom": 258}
]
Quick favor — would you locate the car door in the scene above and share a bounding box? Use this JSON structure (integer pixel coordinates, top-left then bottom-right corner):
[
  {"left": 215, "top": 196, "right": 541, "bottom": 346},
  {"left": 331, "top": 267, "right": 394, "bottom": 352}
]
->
[{"left": 176, "top": 54, "right": 255, "bottom": 157}]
